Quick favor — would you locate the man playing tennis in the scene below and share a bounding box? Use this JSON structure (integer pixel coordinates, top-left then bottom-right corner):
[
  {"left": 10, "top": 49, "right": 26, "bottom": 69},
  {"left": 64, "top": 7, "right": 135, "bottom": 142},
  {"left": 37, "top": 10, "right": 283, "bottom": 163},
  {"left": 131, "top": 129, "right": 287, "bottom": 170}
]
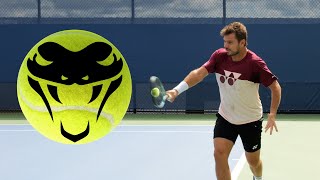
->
[{"left": 166, "top": 22, "right": 281, "bottom": 180}]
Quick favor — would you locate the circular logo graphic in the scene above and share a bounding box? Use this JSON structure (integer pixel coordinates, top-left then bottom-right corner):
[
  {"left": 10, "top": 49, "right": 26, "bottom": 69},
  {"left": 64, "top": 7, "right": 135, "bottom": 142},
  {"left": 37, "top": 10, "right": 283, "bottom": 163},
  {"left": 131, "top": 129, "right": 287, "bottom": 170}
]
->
[{"left": 17, "top": 30, "right": 132, "bottom": 144}]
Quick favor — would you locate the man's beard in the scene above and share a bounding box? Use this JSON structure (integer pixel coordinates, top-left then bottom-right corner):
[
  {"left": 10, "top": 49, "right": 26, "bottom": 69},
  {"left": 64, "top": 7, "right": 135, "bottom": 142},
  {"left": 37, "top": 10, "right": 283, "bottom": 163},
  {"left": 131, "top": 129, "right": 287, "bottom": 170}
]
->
[{"left": 226, "top": 49, "right": 240, "bottom": 56}]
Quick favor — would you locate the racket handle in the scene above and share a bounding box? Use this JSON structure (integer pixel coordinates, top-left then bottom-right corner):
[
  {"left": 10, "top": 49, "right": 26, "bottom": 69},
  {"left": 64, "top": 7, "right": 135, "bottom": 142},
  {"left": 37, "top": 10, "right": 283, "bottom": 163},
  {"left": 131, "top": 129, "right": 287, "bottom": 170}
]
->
[{"left": 164, "top": 94, "right": 172, "bottom": 102}]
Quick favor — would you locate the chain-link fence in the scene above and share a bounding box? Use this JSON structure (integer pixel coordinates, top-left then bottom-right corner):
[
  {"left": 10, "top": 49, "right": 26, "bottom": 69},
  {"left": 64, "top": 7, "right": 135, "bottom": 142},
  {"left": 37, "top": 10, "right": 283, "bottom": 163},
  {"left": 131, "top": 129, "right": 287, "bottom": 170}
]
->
[{"left": 0, "top": 0, "right": 319, "bottom": 24}]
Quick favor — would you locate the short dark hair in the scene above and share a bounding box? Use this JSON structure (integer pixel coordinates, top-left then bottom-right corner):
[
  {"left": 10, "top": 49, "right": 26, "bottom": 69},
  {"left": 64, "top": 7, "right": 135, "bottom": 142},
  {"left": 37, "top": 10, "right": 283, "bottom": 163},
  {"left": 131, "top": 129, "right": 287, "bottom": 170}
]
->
[{"left": 220, "top": 22, "right": 248, "bottom": 46}]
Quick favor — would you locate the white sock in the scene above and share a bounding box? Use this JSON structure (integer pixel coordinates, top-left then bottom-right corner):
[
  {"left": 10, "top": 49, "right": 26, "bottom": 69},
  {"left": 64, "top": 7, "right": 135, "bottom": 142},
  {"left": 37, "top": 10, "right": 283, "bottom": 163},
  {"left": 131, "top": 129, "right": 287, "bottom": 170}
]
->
[{"left": 254, "top": 176, "right": 262, "bottom": 180}]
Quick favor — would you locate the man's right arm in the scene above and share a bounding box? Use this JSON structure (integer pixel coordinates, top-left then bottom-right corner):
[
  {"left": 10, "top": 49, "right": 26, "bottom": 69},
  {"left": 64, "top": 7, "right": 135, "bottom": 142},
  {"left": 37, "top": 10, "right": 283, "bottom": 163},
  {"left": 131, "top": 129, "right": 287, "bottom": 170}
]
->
[
  {"left": 184, "top": 66, "right": 209, "bottom": 88},
  {"left": 166, "top": 66, "right": 209, "bottom": 102}
]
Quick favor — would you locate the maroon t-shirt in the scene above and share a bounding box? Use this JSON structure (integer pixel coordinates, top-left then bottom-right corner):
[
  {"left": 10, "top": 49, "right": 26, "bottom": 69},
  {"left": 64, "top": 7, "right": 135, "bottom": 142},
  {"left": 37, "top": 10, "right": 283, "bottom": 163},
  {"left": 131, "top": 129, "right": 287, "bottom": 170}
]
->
[{"left": 202, "top": 48, "right": 277, "bottom": 124}]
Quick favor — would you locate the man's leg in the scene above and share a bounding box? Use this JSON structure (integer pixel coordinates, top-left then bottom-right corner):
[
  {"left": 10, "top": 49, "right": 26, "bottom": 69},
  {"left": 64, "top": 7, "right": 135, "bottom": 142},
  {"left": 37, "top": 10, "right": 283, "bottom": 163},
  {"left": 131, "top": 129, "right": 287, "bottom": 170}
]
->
[
  {"left": 238, "top": 119, "right": 263, "bottom": 179},
  {"left": 213, "top": 114, "right": 238, "bottom": 180},
  {"left": 245, "top": 150, "right": 262, "bottom": 178},
  {"left": 214, "top": 137, "right": 234, "bottom": 180}
]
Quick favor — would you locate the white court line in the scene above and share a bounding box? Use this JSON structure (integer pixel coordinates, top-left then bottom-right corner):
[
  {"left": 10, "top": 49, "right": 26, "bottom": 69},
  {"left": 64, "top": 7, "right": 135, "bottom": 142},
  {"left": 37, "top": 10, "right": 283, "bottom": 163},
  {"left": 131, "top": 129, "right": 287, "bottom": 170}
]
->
[
  {"left": 231, "top": 152, "right": 246, "bottom": 180},
  {"left": 0, "top": 130, "right": 36, "bottom": 132},
  {"left": 120, "top": 125, "right": 212, "bottom": 127},
  {"left": 0, "top": 125, "right": 213, "bottom": 133},
  {"left": 0, "top": 129, "right": 212, "bottom": 133},
  {"left": 0, "top": 124, "right": 31, "bottom": 126},
  {"left": 113, "top": 131, "right": 212, "bottom": 133},
  {"left": 0, "top": 124, "right": 213, "bottom": 127}
]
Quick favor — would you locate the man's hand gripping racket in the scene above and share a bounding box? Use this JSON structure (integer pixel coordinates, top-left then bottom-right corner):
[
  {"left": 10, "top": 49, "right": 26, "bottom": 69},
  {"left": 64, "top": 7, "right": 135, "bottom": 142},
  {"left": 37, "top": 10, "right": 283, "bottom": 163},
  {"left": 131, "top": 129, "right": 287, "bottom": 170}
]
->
[{"left": 150, "top": 76, "right": 178, "bottom": 108}]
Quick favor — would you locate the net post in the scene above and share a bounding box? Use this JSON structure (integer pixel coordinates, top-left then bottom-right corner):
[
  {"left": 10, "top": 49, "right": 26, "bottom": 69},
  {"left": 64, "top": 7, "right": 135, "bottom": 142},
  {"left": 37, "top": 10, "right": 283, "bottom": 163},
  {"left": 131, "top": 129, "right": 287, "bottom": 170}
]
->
[
  {"left": 131, "top": 0, "right": 135, "bottom": 24},
  {"left": 37, "top": 0, "right": 41, "bottom": 24}
]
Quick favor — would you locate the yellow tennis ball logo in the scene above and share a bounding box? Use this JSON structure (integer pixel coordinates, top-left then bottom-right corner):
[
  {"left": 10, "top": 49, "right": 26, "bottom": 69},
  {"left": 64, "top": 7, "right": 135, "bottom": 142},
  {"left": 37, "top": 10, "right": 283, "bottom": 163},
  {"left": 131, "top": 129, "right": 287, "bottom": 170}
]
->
[{"left": 17, "top": 30, "right": 132, "bottom": 144}]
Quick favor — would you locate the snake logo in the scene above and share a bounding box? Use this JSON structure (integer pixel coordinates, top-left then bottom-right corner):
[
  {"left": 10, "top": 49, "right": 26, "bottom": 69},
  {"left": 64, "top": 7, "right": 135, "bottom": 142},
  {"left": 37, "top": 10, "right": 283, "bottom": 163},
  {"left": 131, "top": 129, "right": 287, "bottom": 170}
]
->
[{"left": 26, "top": 42, "right": 123, "bottom": 142}]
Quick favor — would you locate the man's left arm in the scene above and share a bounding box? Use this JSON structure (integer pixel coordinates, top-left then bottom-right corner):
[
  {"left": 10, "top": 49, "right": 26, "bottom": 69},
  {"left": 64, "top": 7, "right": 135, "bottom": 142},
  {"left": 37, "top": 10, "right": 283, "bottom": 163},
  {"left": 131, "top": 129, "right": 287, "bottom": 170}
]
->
[{"left": 265, "top": 80, "right": 282, "bottom": 135}]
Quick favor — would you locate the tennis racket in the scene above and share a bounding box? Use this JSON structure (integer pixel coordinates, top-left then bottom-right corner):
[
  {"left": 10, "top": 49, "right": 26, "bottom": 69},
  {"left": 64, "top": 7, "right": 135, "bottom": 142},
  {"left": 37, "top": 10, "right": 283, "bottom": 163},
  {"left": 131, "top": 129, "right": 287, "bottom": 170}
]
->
[{"left": 149, "top": 76, "right": 170, "bottom": 108}]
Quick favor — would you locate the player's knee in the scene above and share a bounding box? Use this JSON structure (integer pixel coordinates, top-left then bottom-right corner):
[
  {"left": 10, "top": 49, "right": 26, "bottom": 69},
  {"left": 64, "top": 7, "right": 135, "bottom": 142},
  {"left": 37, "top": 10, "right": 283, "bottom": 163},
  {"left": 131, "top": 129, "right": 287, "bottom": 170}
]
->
[
  {"left": 214, "top": 148, "right": 229, "bottom": 160},
  {"left": 247, "top": 157, "right": 261, "bottom": 168}
]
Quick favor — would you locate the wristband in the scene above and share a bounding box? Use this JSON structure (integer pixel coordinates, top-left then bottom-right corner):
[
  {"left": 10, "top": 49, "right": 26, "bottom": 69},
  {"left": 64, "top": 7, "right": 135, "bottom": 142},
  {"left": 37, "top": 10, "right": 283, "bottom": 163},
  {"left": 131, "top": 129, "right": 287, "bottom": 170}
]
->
[{"left": 173, "top": 81, "right": 189, "bottom": 95}]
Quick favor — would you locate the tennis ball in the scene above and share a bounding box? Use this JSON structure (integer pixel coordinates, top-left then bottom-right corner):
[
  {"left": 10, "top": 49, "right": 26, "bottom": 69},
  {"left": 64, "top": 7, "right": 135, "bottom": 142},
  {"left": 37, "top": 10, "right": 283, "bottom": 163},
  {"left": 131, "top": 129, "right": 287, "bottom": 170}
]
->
[
  {"left": 151, "top": 88, "right": 160, "bottom": 97},
  {"left": 17, "top": 29, "right": 132, "bottom": 144}
]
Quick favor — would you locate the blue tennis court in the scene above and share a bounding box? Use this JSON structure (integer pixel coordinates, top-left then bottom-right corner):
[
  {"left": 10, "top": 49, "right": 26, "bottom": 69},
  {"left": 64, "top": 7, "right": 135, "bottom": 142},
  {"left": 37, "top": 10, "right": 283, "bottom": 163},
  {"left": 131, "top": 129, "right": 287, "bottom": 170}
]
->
[{"left": 0, "top": 122, "right": 244, "bottom": 180}]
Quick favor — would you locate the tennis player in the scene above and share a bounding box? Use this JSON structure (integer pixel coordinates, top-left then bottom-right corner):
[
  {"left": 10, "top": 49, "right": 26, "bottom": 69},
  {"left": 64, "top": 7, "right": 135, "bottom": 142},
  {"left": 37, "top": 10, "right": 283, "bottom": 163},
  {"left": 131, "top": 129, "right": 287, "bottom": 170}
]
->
[{"left": 166, "top": 22, "right": 281, "bottom": 180}]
